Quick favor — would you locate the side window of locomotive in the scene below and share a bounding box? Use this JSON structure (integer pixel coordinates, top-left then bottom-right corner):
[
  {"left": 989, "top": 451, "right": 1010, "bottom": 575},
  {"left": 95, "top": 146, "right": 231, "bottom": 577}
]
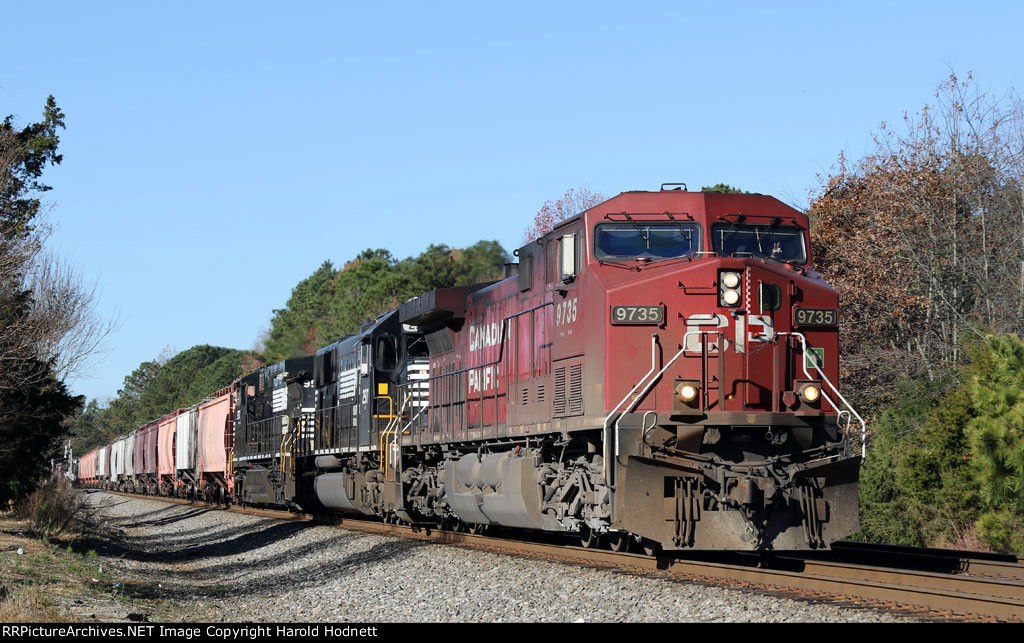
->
[
  {"left": 518, "top": 252, "right": 533, "bottom": 292},
  {"left": 759, "top": 283, "right": 782, "bottom": 311},
  {"left": 376, "top": 336, "right": 397, "bottom": 371},
  {"left": 559, "top": 232, "right": 577, "bottom": 280},
  {"left": 594, "top": 223, "right": 699, "bottom": 260},
  {"left": 545, "top": 240, "right": 555, "bottom": 284},
  {"left": 711, "top": 223, "right": 807, "bottom": 263},
  {"left": 406, "top": 334, "right": 428, "bottom": 358}
]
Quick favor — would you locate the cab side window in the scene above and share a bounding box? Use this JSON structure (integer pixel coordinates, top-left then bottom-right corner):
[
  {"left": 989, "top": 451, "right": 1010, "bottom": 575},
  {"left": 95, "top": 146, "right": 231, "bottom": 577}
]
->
[{"left": 376, "top": 336, "right": 397, "bottom": 371}]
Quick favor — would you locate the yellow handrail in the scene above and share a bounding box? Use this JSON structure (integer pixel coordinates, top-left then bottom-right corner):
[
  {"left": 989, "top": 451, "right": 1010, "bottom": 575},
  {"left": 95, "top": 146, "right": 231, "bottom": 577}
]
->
[
  {"left": 380, "top": 395, "right": 412, "bottom": 480},
  {"left": 375, "top": 395, "right": 395, "bottom": 460},
  {"left": 279, "top": 417, "right": 297, "bottom": 478}
]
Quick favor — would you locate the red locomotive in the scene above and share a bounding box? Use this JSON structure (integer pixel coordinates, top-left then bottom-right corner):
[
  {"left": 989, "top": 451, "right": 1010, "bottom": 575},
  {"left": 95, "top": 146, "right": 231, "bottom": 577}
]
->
[
  {"left": 368, "top": 184, "right": 864, "bottom": 551},
  {"left": 79, "top": 185, "right": 864, "bottom": 552}
]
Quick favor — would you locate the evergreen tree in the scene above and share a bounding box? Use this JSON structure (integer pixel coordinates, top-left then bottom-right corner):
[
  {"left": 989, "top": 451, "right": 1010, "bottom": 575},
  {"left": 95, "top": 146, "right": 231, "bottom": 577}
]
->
[
  {"left": 263, "top": 241, "right": 508, "bottom": 361},
  {"left": 0, "top": 96, "right": 82, "bottom": 503},
  {"left": 700, "top": 183, "right": 749, "bottom": 194},
  {"left": 965, "top": 336, "right": 1024, "bottom": 551}
]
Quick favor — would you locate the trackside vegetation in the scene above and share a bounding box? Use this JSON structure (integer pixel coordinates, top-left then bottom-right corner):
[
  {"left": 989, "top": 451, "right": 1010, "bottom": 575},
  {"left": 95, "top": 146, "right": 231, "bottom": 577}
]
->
[{"left": 811, "top": 73, "right": 1024, "bottom": 552}]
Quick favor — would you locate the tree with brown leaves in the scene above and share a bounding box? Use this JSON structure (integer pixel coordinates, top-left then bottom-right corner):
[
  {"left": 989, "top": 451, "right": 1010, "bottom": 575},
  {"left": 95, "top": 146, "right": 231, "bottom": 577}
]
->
[
  {"left": 522, "top": 187, "right": 607, "bottom": 243},
  {"left": 810, "top": 72, "right": 1024, "bottom": 408}
]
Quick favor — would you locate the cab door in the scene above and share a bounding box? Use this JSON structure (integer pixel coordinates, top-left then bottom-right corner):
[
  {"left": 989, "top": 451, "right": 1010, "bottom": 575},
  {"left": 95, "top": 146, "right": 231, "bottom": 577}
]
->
[
  {"left": 552, "top": 229, "right": 585, "bottom": 419},
  {"left": 358, "top": 340, "right": 372, "bottom": 448}
]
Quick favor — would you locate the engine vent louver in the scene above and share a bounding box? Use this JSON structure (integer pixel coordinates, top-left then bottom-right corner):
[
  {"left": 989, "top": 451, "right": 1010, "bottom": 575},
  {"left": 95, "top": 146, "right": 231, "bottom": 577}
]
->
[
  {"left": 554, "top": 363, "right": 582, "bottom": 417},
  {"left": 553, "top": 366, "right": 567, "bottom": 416},
  {"left": 569, "top": 364, "right": 583, "bottom": 416}
]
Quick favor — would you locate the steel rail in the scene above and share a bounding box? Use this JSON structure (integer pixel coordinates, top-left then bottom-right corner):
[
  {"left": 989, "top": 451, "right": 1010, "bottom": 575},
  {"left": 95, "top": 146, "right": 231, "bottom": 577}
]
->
[
  {"left": 830, "top": 541, "right": 1024, "bottom": 581},
  {"left": 100, "top": 491, "right": 1024, "bottom": 621}
]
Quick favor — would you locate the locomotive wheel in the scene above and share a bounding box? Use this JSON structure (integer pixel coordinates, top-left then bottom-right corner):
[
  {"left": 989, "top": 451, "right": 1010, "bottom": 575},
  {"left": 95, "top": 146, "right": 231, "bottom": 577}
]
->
[
  {"left": 218, "top": 486, "right": 226, "bottom": 506},
  {"left": 608, "top": 531, "right": 631, "bottom": 553},
  {"left": 579, "top": 524, "right": 602, "bottom": 549},
  {"left": 467, "top": 523, "right": 487, "bottom": 535}
]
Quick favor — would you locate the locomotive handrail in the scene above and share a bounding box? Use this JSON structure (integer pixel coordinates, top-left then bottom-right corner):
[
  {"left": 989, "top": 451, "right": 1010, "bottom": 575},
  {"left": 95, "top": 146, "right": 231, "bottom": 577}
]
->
[
  {"left": 778, "top": 332, "right": 867, "bottom": 460},
  {"left": 388, "top": 397, "right": 428, "bottom": 478},
  {"left": 604, "top": 210, "right": 694, "bottom": 220},
  {"left": 603, "top": 334, "right": 659, "bottom": 489},
  {"left": 613, "top": 330, "right": 718, "bottom": 463},
  {"left": 379, "top": 395, "right": 406, "bottom": 479},
  {"left": 719, "top": 212, "right": 801, "bottom": 224}
]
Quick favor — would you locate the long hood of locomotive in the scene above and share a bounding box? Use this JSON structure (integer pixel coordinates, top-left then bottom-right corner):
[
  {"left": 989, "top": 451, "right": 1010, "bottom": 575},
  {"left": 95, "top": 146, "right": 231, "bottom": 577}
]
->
[{"left": 601, "top": 258, "right": 839, "bottom": 420}]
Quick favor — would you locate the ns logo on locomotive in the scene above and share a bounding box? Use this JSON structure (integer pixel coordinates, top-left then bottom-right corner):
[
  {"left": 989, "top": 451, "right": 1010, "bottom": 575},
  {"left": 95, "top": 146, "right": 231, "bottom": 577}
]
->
[{"left": 77, "top": 185, "right": 865, "bottom": 552}]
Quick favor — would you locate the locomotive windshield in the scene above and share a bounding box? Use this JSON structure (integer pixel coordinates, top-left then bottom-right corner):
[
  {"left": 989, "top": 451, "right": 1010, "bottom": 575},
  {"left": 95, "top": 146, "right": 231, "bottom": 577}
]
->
[
  {"left": 594, "top": 222, "right": 700, "bottom": 261},
  {"left": 711, "top": 223, "right": 806, "bottom": 263}
]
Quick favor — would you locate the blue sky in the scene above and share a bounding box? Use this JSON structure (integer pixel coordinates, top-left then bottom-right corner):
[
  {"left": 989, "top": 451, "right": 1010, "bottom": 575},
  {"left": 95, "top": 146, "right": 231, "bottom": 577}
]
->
[{"left": 2, "top": 1, "right": 1022, "bottom": 402}]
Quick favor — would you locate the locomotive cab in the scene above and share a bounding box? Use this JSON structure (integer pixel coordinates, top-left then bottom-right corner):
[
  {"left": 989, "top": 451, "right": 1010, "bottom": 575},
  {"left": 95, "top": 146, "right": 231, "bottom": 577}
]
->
[{"left": 572, "top": 188, "right": 863, "bottom": 550}]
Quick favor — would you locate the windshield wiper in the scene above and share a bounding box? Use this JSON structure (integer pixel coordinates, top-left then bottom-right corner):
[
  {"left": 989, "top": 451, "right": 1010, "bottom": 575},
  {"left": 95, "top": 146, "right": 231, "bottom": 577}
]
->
[
  {"left": 717, "top": 214, "right": 746, "bottom": 256},
  {"left": 664, "top": 212, "right": 692, "bottom": 242},
  {"left": 622, "top": 213, "right": 649, "bottom": 242}
]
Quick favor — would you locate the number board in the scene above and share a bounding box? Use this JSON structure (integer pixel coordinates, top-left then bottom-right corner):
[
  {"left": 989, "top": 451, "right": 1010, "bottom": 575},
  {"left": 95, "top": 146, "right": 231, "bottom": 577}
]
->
[
  {"left": 794, "top": 308, "right": 838, "bottom": 327},
  {"left": 610, "top": 305, "right": 664, "bottom": 325}
]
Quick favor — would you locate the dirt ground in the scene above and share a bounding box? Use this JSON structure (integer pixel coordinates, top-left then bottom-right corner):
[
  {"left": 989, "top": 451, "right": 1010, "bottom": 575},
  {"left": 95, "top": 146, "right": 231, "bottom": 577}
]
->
[{"left": 0, "top": 504, "right": 193, "bottom": 623}]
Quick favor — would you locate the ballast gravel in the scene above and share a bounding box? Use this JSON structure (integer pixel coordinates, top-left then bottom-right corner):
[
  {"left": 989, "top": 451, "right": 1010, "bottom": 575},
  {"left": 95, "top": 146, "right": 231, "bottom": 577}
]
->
[{"left": 82, "top": 491, "right": 918, "bottom": 623}]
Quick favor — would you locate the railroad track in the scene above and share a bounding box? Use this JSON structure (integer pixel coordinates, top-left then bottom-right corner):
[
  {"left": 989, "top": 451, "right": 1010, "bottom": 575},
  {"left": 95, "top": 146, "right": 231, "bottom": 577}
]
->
[{"left": 99, "top": 490, "right": 1024, "bottom": 621}]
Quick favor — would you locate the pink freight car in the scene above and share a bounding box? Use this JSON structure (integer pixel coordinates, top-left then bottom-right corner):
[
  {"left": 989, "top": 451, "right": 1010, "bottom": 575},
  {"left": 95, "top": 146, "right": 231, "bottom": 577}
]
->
[
  {"left": 157, "top": 412, "right": 177, "bottom": 496},
  {"left": 196, "top": 385, "right": 235, "bottom": 503}
]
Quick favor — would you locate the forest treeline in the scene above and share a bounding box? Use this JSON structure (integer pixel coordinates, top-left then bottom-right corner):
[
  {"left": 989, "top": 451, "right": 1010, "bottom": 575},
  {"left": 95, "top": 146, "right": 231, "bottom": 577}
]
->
[
  {"left": 69, "top": 345, "right": 258, "bottom": 456},
  {"left": 262, "top": 242, "right": 508, "bottom": 361}
]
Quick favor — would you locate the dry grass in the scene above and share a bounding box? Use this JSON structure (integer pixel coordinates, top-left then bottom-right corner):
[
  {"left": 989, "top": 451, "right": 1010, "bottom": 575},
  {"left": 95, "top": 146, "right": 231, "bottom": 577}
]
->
[
  {"left": 0, "top": 496, "right": 188, "bottom": 623},
  {"left": 0, "top": 583, "right": 70, "bottom": 623},
  {"left": 0, "top": 515, "right": 76, "bottom": 622},
  {"left": 934, "top": 522, "right": 992, "bottom": 553},
  {"left": 13, "top": 477, "right": 85, "bottom": 542}
]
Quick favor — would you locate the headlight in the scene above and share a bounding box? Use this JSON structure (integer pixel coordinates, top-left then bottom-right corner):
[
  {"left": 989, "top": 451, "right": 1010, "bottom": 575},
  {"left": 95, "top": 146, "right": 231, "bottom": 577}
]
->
[
  {"left": 675, "top": 381, "right": 701, "bottom": 408},
  {"left": 801, "top": 385, "right": 820, "bottom": 403},
  {"left": 678, "top": 384, "right": 698, "bottom": 402},
  {"left": 719, "top": 270, "right": 743, "bottom": 307},
  {"left": 721, "top": 271, "right": 741, "bottom": 289}
]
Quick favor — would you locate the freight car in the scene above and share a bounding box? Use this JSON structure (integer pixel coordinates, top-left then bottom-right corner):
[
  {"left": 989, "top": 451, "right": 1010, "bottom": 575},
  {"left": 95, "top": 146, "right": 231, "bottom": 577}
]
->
[
  {"left": 79, "top": 388, "right": 235, "bottom": 504},
  {"left": 77, "top": 185, "right": 865, "bottom": 552}
]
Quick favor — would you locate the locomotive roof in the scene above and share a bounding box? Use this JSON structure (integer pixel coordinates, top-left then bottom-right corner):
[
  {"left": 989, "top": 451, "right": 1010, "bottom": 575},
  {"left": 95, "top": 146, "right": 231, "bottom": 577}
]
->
[
  {"left": 525, "top": 189, "right": 805, "bottom": 248},
  {"left": 316, "top": 309, "right": 399, "bottom": 355}
]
